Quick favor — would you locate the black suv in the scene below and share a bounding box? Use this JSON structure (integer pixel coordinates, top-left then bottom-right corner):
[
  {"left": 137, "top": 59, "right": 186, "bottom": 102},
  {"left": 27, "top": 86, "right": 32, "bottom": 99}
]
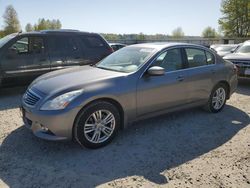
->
[{"left": 0, "top": 30, "right": 113, "bottom": 87}]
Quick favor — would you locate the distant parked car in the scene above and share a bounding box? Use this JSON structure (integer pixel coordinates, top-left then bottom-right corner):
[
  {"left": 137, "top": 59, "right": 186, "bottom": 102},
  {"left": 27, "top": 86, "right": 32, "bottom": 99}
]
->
[
  {"left": 109, "top": 43, "right": 126, "bottom": 51},
  {"left": 0, "top": 30, "right": 113, "bottom": 87},
  {"left": 211, "top": 44, "right": 241, "bottom": 57},
  {"left": 21, "top": 42, "right": 238, "bottom": 148},
  {"left": 224, "top": 40, "right": 250, "bottom": 78}
]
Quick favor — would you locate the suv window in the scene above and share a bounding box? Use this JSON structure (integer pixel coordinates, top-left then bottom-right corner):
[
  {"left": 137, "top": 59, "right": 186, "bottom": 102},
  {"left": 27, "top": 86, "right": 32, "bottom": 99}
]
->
[
  {"left": 9, "top": 36, "right": 45, "bottom": 54},
  {"left": 49, "top": 36, "right": 80, "bottom": 52},
  {"left": 153, "top": 48, "right": 183, "bottom": 72},
  {"left": 185, "top": 48, "right": 215, "bottom": 67},
  {"left": 49, "top": 36, "right": 68, "bottom": 52},
  {"left": 81, "top": 36, "right": 105, "bottom": 48},
  {"left": 10, "top": 37, "right": 29, "bottom": 54}
]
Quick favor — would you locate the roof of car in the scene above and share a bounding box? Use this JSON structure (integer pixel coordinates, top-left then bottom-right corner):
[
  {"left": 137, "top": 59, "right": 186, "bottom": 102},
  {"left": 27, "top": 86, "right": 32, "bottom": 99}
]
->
[
  {"left": 129, "top": 42, "right": 207, "bottom": 51},
  {"left": 18, "top": 29, "right": 97, "bottom": 36}
]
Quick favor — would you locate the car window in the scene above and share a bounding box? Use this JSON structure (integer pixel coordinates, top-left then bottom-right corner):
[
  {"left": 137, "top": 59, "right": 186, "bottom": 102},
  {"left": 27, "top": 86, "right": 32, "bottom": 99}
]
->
[
  {"left": 8, "top": 36, "right": 46, "bottom": 55},
  {"left": 9, "top": 37, "right": 29, "bottom": 54},
  {"left": 30, "top": 37, "right": 45, "bottom": 54},
  {"left": 81, "top": 36, "right": 105, "bottom": 48},
  {"left": 185, "top": 48, "right": 207, "bottom": 68},
  {"left": 206, "top": 51, "right": 215, "bottom": 64},
  {"left": 97, "top": 47, "right": 155, "bottom": 73},
  {"left": 153, "top": 48, "right": 183, "bottom": 72},
  {"left": 48, "top": 36, "right": 67, "bottom": 52}
]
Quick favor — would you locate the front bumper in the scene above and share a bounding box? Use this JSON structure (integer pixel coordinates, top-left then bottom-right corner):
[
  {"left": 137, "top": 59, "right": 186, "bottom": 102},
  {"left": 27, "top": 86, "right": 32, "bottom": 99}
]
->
[{"left": 21, "top": 106, "right": 81, "bottom": 141}]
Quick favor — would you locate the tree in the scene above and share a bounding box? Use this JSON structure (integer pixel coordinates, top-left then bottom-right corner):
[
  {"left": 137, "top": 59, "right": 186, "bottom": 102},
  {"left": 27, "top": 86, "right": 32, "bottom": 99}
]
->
[
  {"left": 172, "top": 27, "right": 185, "bottom": 38},
  {"left": 219, "top": 0, "right": 250, "bottom": 37},
  {"left": 2, "top": 5, "right": 21, "bottom": 35},
  {"left": 202, "top": 26, "right": 218, "bottom": 38},
  {"left": 0, "top": 30, "right": 4, "bottom": 38},
  {"left": 33, "top": 18, "right": 62, "bottom": 31},
  {"left": 25, "top": 23, "right": 33, "bottom": 32}
]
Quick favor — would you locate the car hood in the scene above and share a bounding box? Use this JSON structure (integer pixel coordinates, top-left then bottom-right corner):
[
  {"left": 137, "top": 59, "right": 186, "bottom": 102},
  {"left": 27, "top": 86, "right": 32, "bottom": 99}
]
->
[
  {"left": 223, "top": 53, "right": 250, "bottom": 61},
  {"left": 30, "top": 66, "right": 126, "bottom": 95},
  {"left": 217, "top": 51, "right": 231, "bottom": 57}
]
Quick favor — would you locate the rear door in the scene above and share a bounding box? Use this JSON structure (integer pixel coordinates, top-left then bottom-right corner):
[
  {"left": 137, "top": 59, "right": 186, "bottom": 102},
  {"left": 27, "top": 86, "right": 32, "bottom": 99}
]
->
[
  {"left": 1, "top": 35, "right": 50, "bottom": 86},
  {"left": 47, "top": 35, "right": 67, "bottom": 71},
  {"left": 183, "top": 48, "right": 217, "bottom": 102}
]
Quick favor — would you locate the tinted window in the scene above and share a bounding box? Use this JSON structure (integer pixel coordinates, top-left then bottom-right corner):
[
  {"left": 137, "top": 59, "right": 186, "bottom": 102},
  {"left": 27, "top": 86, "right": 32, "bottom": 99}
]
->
[
  {"left": 30, "top": 37, "right": 45, "bottom": 54},
  {"left": 81, "top": 36, "right": 105, "bottom": 48},
  {"left": 49, "top": 36, "right": 68, "bottom": 52},
  {"left": 185, "top": 48, "right": 207, "bottom": 68},
  {"left": 153, "top": 48, "right": 183, "bottom": 72}
]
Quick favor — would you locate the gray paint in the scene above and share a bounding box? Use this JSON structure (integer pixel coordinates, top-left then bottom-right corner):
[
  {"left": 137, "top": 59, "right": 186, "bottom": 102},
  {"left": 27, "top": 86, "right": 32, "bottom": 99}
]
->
[{"left": 21, "top": 43, "right": 238, "bottom": 141}]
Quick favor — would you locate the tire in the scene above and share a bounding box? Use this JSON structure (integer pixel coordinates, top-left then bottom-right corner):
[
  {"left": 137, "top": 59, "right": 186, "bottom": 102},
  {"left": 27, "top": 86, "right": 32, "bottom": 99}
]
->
[
  {"left": 74, "top": 101, "right": 120, "bottom": 149},
  {"left": 204, "top": 83, "right": 228, "bottom": 113}
]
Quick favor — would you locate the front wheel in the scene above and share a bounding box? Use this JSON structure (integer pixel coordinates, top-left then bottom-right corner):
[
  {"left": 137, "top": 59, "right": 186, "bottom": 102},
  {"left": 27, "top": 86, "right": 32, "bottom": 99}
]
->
[
  {"left": 74, "top": 101, "right": 120, "bottom": 149},
  {"left": 204, "top": 84, "right": 228, "bottom": 113}
]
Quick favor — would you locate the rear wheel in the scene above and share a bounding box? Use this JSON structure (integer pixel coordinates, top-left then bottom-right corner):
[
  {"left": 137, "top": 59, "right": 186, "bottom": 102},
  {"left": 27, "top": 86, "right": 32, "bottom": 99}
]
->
[
  {"left": 204, "top": 83, "right": 228, "bottom": 113},
  {"left": 74, "top": 101, "right": 120, "bottom": 149}
]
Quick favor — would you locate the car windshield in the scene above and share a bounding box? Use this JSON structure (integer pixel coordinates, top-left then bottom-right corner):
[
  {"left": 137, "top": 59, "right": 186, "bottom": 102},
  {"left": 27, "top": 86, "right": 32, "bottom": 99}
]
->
[
  {"left": 96, "top": 47, "right": 156, "bottom": 73},
  {"left": 236, "top": 44, "right": 250, "bottom": 53},
  {"left": 0, "top": 33, "right": 17, "bottom": 48}
]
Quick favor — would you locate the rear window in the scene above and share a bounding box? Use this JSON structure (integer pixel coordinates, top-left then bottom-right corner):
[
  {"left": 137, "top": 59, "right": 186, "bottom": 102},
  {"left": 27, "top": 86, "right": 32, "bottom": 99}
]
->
[{"left": 81, "top": 36, "right": 105, "bottom": 48}]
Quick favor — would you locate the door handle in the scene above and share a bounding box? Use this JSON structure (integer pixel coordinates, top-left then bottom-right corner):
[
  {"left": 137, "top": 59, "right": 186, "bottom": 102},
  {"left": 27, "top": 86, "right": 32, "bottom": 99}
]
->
[{"left": 176, "top": 75, "right": 184, "bottom": 82}]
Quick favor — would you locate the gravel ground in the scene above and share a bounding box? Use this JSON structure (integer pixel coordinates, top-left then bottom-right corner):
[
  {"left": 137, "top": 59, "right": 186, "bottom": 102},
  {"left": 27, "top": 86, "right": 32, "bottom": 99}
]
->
[{"left": 0, "top": 80, "right": 249, "bottom": 188}]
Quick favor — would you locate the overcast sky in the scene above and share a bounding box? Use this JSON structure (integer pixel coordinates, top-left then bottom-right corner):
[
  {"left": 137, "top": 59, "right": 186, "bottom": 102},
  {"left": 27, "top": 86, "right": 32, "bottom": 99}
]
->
[{"left": 0, "top": 0, "right": 222, "bottom": 36}]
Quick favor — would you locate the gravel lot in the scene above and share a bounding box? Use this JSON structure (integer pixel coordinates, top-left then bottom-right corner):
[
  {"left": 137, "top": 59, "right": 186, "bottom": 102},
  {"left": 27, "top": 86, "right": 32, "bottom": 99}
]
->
[{"left": 0, "top": 79, "right": 249, "bottom": 188}]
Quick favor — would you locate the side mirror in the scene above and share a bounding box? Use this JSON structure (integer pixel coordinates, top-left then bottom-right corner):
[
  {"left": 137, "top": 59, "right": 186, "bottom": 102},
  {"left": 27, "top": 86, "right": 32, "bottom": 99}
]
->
[{"left": 147, "top": 66, "right": 165, "bottom": 76}]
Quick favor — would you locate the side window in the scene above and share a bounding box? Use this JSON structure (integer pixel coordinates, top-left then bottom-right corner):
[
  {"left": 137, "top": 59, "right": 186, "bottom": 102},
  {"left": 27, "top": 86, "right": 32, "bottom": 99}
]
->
[
  {"left": 80, "top": 36, "right": 105, "bottom": 48},
  {"left": 67, "top": 37, "right": 80, "bottom": 52},
  {"left": 185, "top": 48, "right": 207, "bottom": 68},
  {"left": 48, "top": 36, "right": 67, "bottom": 52},
  {"left": 30, "top": 37, "right": 45, "bottom": 54},
  {"left": 206, "top": 51, "right": 215, "bottom": 64},
  {"left": 9, "top": 37, "right": 29, "bottom": 54},
  {"left": 153, "top": 48, "right": 183, "bottom": 72}
]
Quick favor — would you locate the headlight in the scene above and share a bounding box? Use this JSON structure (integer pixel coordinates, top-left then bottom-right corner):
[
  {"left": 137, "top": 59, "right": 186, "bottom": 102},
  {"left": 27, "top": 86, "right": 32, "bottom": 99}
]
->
[{"left": 40, "top": 89, "right": 84, "bottom": 110}]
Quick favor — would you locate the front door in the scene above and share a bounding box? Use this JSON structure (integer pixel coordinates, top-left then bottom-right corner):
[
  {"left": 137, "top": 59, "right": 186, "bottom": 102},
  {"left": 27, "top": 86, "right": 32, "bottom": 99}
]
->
[
  {"left": 1, "top": 36, "right": 50, "bottom": 86},
  {"left": 136, "top": 48, "right": 188, "bottom": 116}
]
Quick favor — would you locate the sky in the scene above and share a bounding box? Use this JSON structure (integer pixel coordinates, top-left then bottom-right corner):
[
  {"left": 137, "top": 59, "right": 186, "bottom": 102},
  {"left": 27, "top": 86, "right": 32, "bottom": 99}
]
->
[{"left": 0, "top": 0, "right": 222, "bottom": 36}]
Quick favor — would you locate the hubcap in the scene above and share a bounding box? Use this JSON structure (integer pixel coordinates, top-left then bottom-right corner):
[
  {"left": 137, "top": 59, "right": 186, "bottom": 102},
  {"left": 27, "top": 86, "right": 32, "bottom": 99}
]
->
[
  {"left": 84, "top": 110, "right": 115, "bottom": 144},
  {"left": 212, "top": 87, "right": 226, "bottom": 110}
]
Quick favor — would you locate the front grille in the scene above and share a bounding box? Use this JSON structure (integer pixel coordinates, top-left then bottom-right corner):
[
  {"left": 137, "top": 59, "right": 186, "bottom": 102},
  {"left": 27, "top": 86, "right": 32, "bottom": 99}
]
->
[{"left": 23, "top": 89, "right": 41, "bottom": 107}]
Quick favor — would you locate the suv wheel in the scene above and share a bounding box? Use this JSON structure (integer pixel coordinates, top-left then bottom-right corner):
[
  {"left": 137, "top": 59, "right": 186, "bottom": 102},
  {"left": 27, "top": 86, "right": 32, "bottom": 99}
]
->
[
  {"left": 205, "top": 83, "right": 228, "bottom": 113},
  {"left": 74, "top": 101, "right": 120, "bottom": 149}
]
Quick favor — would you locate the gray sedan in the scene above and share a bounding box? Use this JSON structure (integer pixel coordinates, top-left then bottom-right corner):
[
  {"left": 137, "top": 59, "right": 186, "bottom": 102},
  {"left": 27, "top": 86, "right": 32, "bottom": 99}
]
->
[{"left": 21, "top": 43, "right": 238, "bottom": 148}]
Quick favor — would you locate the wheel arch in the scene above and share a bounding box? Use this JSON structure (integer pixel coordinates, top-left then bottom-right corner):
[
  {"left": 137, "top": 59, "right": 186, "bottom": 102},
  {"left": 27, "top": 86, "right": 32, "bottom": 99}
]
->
[
  {"left": 216, "top": 80, "right": 230, "bottom": 99},
  {"left": 72, "top": 97, "right": 125, "bottom": 140}
]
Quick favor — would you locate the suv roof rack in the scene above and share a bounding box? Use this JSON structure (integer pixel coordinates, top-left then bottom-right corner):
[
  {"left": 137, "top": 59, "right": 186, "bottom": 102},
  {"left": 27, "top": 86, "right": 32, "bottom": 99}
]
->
[{"left": 40, "top": 29, "right": 80, "bottom": 33}]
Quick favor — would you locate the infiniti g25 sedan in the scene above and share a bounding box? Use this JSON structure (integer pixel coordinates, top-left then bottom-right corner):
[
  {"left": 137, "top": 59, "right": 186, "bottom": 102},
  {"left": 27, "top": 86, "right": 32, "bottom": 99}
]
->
[{"left": 21, "top": 43, "right": 238, "bottom": 148}]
